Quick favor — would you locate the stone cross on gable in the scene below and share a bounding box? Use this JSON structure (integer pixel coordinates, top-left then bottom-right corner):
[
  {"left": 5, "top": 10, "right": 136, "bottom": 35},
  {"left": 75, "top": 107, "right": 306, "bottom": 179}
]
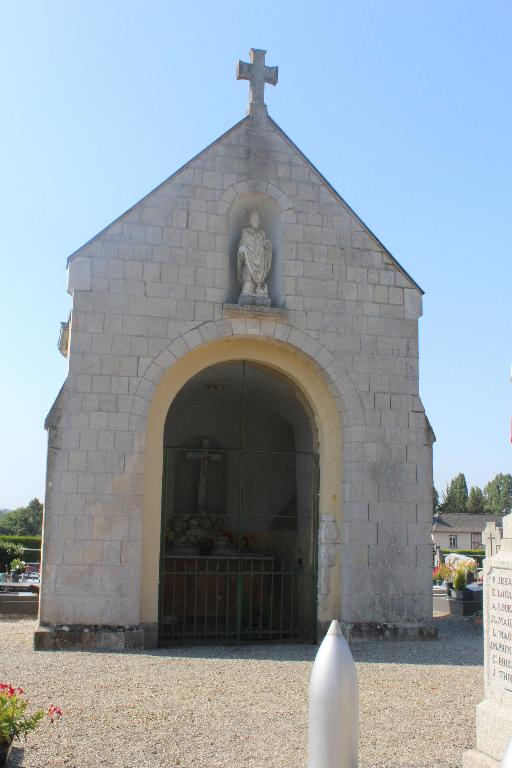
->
[{"left": 237, "top": 48, "right": 278, "bottom": 118}]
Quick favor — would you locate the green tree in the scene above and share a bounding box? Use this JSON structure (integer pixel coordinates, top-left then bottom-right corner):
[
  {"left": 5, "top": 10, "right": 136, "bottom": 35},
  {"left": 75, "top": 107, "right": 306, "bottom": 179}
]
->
[
  {"left": 484, "top": 474, "right": 512, "bottom": 515},
  {"left": 467, "top": 486, "right": 485, "bottom": 514},
  {"left": 440, "top": 473, "right": 468, "bottom": 514},
  {"left": 0, "top": 540, "right": 24, "bottom": 570},
  {"left": 0, "top": 499, "right": 43, "bottom": 536},
  {"left": 433, "top": 486, "right": 440, "bottom": 514}
]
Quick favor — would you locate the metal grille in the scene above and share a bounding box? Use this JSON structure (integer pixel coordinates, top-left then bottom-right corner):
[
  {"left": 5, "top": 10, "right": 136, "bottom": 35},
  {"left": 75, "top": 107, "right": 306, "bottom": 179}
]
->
[{"left": 159, "top": 448, "right": 318, "bottom": 645}]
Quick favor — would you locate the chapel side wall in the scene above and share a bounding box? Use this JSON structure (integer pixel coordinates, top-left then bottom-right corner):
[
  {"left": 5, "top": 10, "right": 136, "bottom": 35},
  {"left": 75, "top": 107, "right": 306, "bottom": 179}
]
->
[
  {"left": 40, "top": 115, "right": 433, "bottom": 632},
  {"left": 40, "top": 285, "right": 144, "bottom": 628}
]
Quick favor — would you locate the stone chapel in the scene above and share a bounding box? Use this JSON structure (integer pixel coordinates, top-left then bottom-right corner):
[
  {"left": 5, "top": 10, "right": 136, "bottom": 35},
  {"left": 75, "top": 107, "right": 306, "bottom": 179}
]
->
[{"left": 37, "top": 49, "right": 435, "bottom": 649}]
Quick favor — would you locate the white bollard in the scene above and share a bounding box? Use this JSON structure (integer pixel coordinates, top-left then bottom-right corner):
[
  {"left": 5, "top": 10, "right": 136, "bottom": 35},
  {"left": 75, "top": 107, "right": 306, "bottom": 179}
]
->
[
  {"left": 502, "top": 738, "right": 512, "bottom": 768},
  {"left": 308, "top": 619, "right": 358, "bottom": 768}
]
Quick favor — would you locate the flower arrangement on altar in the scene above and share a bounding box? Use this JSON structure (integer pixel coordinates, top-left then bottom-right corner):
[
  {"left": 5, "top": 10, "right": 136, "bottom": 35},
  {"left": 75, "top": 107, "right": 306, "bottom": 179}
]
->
[
  {"left": 0, "top": 683, "right": 62, "bottom": 766},
  {"left": 221, "top": 530, "right": 254, "bottom": 551}
]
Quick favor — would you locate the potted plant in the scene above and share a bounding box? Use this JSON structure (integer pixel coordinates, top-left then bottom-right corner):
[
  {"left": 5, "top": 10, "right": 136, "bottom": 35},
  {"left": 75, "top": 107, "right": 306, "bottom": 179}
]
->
[
  {"left": 9, "top": 559, "right": 26, "bottom": 583},
  {"left": 0, "top": 683, "right": 62, "bottom": 767},
  {"left": 0, "top": 542, "right": 23, "bottom": 574},
  {"left": 432, "top": 565, "right": 444, "bottom": 585},
  {"left": 463, "top": 558, "right": 479, "bottom": 585},
  {"left": 452, "top": 567, "right": 467, "bottom": 600},
  {"left": 433, "top": 563, "right": 454, "bottom": 591}
]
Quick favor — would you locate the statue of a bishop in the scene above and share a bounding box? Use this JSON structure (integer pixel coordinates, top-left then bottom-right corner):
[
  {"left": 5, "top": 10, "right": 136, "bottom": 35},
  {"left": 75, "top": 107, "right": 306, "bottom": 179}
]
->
[{"left": 237, "top": 210, "right": 272, "bottom": 299}]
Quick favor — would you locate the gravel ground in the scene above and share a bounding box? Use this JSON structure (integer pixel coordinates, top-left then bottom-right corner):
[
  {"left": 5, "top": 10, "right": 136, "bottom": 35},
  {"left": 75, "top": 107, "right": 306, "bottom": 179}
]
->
[{"left": 0, "top": 616, "right": 482, "bottom": 768}]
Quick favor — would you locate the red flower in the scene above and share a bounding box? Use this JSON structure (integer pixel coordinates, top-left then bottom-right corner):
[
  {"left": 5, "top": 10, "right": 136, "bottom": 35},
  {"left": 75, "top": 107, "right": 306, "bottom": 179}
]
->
[{"left": 48, "top": 705, "right": 63, "bottom": 723}]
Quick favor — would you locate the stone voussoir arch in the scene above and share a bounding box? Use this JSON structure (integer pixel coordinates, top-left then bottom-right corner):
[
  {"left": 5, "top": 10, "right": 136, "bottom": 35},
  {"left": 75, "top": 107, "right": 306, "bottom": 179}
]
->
[
  {"left": 216, "top": 180, "right": 295, "bottom": 222},
  {"left": 133, "top": 319, "right": 366, "bottom": 432},
  {"left": 137, "top": 319, "right": 366, "bottom": 627}
]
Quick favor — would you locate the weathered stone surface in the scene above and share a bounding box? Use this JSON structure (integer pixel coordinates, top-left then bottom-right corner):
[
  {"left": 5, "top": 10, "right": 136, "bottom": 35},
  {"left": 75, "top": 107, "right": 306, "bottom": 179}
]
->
[
  {"left": 41, "top": 58, "right": 433, "bottom": 648},
  {"left": 34, "top": 624, "right": 145, "bottom": 651},
  {"left": 338, "top": 620, "right": 437, "bottom": 643}
]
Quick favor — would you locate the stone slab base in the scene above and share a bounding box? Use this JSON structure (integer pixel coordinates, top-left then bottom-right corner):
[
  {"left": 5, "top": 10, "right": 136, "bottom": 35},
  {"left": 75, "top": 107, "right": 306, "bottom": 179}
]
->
[
  {"left": 0, "top": 595, "right": 39, "bottom": 617},
  {"left": 223, "top": 303, "right": 286, "bottom": 321},
  {"left": 471, "top": 699, "right": 512, "bottom": 766},
  {"left": 334, "top": 620, "right": 438, "bottom": 642},
  {"left": 463, "top": 750, "right": 499, "bottom": 768},
  {"left": 34, "top": 624, "right": 146, "bottom": 651},
  {"left": 238, "top": 294, "right": 271, "bottom": 307},
  {"left": 448, "top": 597, "right": 482, "bottom": 616},
  {"left": 140, "top": 623, "right": 158, "bottom": 649}
]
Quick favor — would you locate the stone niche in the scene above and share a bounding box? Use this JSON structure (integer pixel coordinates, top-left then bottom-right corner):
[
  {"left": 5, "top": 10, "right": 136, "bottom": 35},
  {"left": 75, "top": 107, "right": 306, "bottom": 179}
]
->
[{"left": 227, "top": 192, "right": 283, "bottom": 307}]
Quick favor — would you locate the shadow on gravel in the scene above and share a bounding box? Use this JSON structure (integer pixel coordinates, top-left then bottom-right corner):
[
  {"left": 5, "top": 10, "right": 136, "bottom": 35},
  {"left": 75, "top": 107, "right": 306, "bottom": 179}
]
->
[
  {"left": 352, "top": 617, "right": 483, "bottom": 667},
  {"left": 28, "top": 615, "right": 482, "bottom": 667},
  {"left": 9, "top": 745, "right": 24, "bottom": 767},
  {"left": 128, "top": 616, "right": 483, "bottom": 667}
]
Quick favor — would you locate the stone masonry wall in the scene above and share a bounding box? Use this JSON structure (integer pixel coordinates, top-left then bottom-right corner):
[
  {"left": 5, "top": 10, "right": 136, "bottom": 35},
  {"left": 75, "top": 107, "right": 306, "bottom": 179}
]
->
[{"left": 40, "top": 114, "right": 434, "bottom": 631}]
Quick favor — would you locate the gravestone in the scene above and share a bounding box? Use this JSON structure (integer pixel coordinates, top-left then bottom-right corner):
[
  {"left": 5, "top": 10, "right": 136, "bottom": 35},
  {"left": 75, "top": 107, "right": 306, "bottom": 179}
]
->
[{"left": 464, "top": 515, "right": 512, "bottom": 768}]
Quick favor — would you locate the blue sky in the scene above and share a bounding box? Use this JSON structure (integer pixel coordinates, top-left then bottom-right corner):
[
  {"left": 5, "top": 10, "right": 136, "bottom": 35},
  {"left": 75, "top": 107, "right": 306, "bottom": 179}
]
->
[{"left": 0, "top": 1, "right": 510, "bottom": 508}]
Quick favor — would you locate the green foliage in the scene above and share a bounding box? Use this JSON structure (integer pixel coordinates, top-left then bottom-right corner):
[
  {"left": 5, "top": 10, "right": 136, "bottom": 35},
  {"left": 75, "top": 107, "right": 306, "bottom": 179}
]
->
[
  {"left": 441, "top": 549, "right": 485, "bottom": 566},
  {"left": 440, "top": 473, "right": 468, "bottom": 514},
  {"left": 0, "top": 685, "right": 46, "bottom": 742},
  {"left": 483, "top": 473, "right": 512, "bottom": 515},
  {"left": 9, "top": 559, "right": 26, "bottom": 573},
  {"left": 437, "top": 473, "right": 512, "bottom": 516},
  {"left": 0, "top": 499, "right": 43, "bottom": 537},
  {"left": 0, "top": 535, "right": 42, "bottom": 547},
  {"left": 467, "top": 486, "right": 485, "bottom": 514},
  {"left": 0, "top": 541, "right": 24, "bottom": 570},
  {"left": 0, "top": 537, "right": 41, "bottom": 567},
  {"left": 433, "top": 485, "right": 440, "bottom": 514},
  {"left": 453, "top": 568, "right": 467, "bottom": 591}
]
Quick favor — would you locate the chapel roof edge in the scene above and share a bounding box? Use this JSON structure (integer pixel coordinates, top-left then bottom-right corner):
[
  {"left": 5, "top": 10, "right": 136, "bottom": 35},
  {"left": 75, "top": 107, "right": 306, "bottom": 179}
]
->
[
  {"left": 44, "top": 383, "right": 66, "bottom": 430},
  {"left": 266, "top": 115, "right": 424, "bottom": 295},
  {"left": 66, "top": 111, "right": 425, "bottom": 297},
  {"left": 67, "top": 116, "right": 251, "bottom": 265}
]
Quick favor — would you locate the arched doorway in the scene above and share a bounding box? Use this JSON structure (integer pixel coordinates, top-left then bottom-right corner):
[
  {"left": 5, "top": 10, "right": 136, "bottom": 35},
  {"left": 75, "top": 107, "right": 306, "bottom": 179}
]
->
[{"left": 159, "top": 360, "right": 319, "bottom": 644}]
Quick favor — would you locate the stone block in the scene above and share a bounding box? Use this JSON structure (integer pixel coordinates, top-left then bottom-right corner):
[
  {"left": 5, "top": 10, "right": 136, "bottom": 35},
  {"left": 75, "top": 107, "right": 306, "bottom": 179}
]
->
[
  {"left": 404, "top": 289, "right": 422, "bottom": 318},
  {"left": 121, "top": 541, "right": 141, "bottom": 566},
  {"left": 94, "top": 293, "right": 130, "bottom": 315},
  {"left": 82, "top": 540, "right": 103, "bottom": 565},
  {"left": 388, "top": 286, "right": 404, "bottom": 305},
  {"left": 34, "top": 624, "right": 145, "bottom": 651},
  {"left": 68, "top": 257, "right": 91, "bottom": 294}
]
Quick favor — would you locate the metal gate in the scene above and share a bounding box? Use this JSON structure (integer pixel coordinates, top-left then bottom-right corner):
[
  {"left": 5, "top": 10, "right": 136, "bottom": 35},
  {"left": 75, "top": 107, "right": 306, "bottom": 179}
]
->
[{"left": 159, "top": 447, "right": 318, "bottom": 645}]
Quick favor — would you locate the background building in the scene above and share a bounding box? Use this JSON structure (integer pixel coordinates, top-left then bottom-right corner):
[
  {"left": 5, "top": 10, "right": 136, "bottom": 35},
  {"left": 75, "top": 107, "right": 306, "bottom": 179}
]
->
[{"left": 432, "top": 513, "right": 503, "bottom": 551}]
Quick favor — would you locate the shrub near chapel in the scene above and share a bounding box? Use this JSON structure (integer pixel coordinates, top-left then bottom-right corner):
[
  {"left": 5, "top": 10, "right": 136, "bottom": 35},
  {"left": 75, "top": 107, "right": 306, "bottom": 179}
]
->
[{"left": 0, "top": 541, "right": 23, "bottom": 571}]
